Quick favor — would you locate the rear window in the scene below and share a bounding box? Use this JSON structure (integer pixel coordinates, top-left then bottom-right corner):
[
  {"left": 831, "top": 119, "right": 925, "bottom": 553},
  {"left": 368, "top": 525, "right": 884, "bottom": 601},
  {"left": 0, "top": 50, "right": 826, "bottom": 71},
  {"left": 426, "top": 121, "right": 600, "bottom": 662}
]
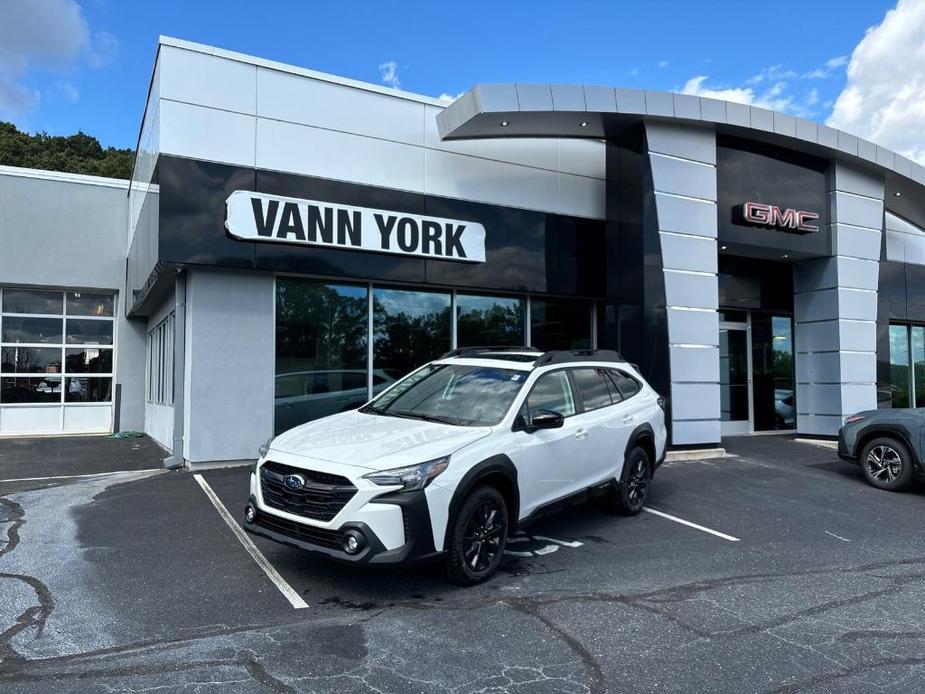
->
[
  {"left": 572, "top": 368, "right": 615, "bottom": 412},
  {"left": 608, "top": 370, "right": 641, "bottom": 399}
]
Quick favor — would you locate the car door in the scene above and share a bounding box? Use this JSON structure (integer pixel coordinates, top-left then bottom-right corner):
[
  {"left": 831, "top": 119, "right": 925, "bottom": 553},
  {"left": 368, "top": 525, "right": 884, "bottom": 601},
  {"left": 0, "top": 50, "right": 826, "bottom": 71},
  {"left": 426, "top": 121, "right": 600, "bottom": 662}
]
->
[
  {"left": 514, "top": 369, "right": 586, "bottom": 517},
  {"left": 607, "top": 369, "right": 649, "bottom": 478},
  {"left": 570, "top": 367, "right": 634, "bottom": 486}
]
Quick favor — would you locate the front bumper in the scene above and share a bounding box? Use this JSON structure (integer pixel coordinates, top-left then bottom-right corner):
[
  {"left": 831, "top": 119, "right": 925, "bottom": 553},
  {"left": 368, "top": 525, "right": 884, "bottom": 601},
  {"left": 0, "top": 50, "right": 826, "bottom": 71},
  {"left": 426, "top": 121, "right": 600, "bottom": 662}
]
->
[
  {"left": 243, "top": 484, "right": 443, "bottom": 565},
  {"left": 837, "top": 428, "right": 858, "bottom": 464}
]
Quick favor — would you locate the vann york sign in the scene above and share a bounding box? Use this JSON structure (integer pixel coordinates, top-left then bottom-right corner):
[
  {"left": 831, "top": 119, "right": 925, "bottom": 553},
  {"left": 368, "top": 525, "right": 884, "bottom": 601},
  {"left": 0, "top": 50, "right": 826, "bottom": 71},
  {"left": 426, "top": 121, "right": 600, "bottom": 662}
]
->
[
  {"left": 734, "top": 201, "right": 820, "bottom": 235},
  {"left": 225, "top": 191, "right": 486, "bottom": 263}
]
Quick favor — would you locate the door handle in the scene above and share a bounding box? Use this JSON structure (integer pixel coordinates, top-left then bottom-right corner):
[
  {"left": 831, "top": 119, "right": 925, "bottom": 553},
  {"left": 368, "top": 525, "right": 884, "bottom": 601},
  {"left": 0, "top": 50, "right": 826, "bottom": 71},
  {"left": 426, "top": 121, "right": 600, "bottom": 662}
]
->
[
  {"left": 622, "top": 415, "right": 635, "bottom": 425},
  {"left": 574, "top": 428, "right": 588, "bottom": 440}
]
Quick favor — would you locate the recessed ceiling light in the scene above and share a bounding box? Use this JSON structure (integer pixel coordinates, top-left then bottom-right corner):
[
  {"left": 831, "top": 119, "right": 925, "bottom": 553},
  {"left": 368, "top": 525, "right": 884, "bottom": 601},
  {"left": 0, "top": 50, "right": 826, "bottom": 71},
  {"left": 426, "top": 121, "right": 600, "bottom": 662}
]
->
[
  {"left": 500, "top": 120, "right": 509, "bottom": 127},
  {"left": 720, "top": 245, "right": 727, "bottom": 250},
  {"left": 895, "top": 191, "right": 902, "bottom": 197},
  {"left": 782, "top": 254, "right": 790, "bottom": 259},
  {"left": 579, "top": 121, "right": 589, "bottom": 127}
]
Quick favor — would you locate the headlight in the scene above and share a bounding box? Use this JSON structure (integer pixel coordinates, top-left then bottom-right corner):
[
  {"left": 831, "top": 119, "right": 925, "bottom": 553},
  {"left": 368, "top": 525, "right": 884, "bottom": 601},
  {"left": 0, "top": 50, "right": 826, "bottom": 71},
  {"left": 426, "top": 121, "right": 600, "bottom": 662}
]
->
[
  {"left": 363, "top": 456, "right": 450, "bottom": 491},
  {"left": 843, "top": 414, "right": 865, "bottom": 425},
  {"left": 258, "top": 436, "right": 275, "bottom": 459}
]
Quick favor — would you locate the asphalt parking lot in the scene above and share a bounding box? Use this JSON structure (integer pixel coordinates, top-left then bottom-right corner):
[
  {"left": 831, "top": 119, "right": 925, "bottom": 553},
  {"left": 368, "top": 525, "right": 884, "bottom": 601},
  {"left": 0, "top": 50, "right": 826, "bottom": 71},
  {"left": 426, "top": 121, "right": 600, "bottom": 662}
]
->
[{"left": 3, "top": 435, "right": 925, "bottom": 693}]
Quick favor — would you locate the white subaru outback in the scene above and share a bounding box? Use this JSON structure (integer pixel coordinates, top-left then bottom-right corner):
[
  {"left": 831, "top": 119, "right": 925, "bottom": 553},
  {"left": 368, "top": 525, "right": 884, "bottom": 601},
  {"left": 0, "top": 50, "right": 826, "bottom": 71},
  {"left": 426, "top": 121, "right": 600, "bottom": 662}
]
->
[{"left": 244, "top": 348, "right": 667, "bottom": 585}]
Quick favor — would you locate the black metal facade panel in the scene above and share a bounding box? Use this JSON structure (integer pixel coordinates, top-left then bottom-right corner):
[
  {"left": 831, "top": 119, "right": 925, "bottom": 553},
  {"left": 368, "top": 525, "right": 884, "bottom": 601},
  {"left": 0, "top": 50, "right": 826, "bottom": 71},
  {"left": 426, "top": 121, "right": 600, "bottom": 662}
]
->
[
  {"left": 153, "top": 155, "right": 607, "bottom": 297},
  {"left": 716, "top": 135, "right": 832, "bottom": 258}
]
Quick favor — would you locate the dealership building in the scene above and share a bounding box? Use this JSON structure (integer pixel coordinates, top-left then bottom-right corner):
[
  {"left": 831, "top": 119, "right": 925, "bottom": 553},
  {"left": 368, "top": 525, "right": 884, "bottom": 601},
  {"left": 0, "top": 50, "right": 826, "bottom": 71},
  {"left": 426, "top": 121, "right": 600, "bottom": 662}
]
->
[{"left": 2, "top": 36, "right": 925, "bottom": 463}]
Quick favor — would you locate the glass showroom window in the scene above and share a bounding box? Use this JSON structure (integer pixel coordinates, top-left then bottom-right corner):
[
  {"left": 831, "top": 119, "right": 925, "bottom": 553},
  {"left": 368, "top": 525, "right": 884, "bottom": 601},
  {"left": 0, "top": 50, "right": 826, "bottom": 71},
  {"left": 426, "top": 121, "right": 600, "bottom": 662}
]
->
[
  {"left": 373, "top": 287, "right": 451, "bottom": 380},
  {"left": 889, "top": 324, "right": 925, "bottom": 408},
  {"left": 146, "top": 314, "right": 174, "bottom": 405},
  {"left": 530, "top": 297, "right": 592, "bottom": 350},
  {"left": 0, "top": 288, "right": 114, "bottom": 405},
  {"left": 275, "top": 279, "right": 369, "bottom": 434},
  {"left": 456, "top": 294, "right": 525, "bottom": 347}
]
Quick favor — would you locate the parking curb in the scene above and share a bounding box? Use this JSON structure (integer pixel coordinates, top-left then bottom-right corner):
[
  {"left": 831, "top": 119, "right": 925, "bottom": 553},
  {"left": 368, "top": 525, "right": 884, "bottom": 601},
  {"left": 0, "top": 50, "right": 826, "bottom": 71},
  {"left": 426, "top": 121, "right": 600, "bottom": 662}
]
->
[{"left": 665, "top": 448, "right": 726, "bottom": 462}]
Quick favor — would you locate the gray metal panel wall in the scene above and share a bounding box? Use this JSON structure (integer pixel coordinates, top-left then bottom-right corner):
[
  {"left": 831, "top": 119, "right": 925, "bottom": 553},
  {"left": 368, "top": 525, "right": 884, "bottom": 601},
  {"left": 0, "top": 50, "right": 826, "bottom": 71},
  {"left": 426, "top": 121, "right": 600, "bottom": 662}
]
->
[
  {"left": 645, "top": 122, "right": 721, "bottom": 445},
  {"left": 793, "top": 162, "right": 884, "bottom": 435},
  {"left": 183, "top": 269, "right": 275, "bottom": 463}
]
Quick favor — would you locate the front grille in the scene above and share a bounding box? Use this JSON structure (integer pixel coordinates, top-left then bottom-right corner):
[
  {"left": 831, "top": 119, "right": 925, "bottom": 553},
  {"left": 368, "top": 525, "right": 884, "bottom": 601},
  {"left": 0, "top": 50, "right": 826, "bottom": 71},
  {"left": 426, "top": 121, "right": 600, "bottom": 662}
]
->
[
  {"left": 260, "top": 461, "right": 357, "bottom": 521},
  {"left": 254, "top": 512, "right": 344, "bottom": 550}
]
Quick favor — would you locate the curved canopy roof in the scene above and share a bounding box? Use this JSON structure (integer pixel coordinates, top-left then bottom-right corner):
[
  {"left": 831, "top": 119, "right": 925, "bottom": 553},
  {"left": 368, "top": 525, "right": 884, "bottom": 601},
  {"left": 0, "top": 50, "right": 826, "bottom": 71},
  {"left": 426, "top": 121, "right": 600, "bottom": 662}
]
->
[{"left": 436, "top": 84, "right": 925, "bottom": 187}]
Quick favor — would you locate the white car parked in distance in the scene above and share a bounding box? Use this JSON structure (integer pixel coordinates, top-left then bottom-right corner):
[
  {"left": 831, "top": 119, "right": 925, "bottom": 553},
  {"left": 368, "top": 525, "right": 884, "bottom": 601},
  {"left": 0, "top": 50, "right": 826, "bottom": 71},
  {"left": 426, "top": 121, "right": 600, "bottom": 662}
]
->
[{"left": 244, "top": 347, "right": 668, "bottom": 585}]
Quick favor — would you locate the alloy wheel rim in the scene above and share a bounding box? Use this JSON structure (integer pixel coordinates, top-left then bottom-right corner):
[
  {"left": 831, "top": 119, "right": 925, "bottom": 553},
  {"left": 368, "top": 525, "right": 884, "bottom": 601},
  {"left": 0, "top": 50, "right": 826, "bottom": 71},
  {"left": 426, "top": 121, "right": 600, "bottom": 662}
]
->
[
  {"left": 462, "top": 501, "right": 505, "bottom": 572},
  {"left": 627, "top": 456, "right": 649, "bottom": 506},
  {"left": 866, "top": 445, "right": 903, "bottom": 483}
]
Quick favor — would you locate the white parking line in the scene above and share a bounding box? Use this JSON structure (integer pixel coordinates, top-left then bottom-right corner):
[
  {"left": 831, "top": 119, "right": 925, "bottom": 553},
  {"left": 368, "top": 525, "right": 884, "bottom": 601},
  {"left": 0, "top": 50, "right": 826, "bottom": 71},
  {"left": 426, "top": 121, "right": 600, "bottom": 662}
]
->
[
  {"left": 193, "top": 474, "right": 308, "bottom": 610},
  {"left": 642, "top": 507, "right": 740, "bottom": 542}
]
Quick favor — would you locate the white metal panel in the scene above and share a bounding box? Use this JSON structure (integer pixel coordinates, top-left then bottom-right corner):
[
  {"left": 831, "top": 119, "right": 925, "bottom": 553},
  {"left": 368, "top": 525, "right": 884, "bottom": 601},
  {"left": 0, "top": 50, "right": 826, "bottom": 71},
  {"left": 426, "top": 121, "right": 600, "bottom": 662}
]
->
[
  {"left": 557, "top": 172, "right": 605, "bottom": 219},
  {"left": 424, "top": 148, "right": 560, "bottom": 213},
  {"left": 160, "top": 46, "right": 257, "bottom": 115},
  {"left": 256, "top": 118, "right": 425, "bottom": 193},
  {"left": 160, "top": 100, "right": 256, "bottom": 167},
  {"left": 0, "top": 406, "right": 62, "bottom": 434},
  {"left": 63, "top": 405, "right": 112, "bottom": 432},
  {"left": 258, "top": 67, "right": 426, "bottom": 146}
]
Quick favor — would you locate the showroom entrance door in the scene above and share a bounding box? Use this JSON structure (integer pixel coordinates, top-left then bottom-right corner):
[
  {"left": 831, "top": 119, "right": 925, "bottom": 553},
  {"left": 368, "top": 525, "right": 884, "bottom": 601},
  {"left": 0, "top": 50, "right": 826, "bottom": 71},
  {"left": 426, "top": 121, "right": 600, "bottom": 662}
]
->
[{"left": 719, "top": 311, "right": 796, "bottom": 436}]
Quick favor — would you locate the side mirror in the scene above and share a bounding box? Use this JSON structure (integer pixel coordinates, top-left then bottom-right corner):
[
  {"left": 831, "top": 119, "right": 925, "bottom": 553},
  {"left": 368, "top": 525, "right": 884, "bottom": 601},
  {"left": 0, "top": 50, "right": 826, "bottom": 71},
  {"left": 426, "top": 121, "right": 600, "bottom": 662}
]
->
[{"left": 528, "top": 409, "right": 565, "bottom": 432}]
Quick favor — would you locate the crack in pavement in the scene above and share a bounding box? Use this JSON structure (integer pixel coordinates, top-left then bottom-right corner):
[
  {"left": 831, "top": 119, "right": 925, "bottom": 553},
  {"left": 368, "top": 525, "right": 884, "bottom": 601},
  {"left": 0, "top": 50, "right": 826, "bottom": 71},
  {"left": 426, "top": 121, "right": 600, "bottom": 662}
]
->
[{"left": 0, "top": 497, "right": 55, "bottom": 670}]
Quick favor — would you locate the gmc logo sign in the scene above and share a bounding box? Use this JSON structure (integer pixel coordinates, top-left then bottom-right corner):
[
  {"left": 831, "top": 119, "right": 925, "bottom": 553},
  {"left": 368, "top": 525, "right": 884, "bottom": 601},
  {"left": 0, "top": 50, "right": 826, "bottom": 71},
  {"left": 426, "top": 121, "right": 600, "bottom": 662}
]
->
[{"left": 734, "top": 201, "right": 820, "bottom": 234}]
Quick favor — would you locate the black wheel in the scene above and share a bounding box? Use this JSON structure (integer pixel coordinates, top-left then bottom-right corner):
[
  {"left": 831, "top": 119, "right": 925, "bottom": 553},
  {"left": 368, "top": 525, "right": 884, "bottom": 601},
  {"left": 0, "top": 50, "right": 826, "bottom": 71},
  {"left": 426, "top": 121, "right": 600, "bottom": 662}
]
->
[
  {"left": 613, "top": 446, "right": 651, "bottom": 516},
  {"left": 860, "top": 437, "right": 915, "bottom": 491},
  {"left": 443, "top": 486, "right": 508, "bottom": 586}
]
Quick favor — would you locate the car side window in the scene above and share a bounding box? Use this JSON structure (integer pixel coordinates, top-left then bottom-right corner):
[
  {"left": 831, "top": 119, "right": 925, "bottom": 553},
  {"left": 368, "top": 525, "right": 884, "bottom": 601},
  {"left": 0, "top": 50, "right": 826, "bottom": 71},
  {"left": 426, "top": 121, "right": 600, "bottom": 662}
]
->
[
  {"left": 572, "top": 368, "right": 615, "bottom": 412},
  {"left": 524, "top": 371, "right": 576, "bottom": 420},
  {"left": 608, "top": 370, "right": 641, "bottom": 399}
]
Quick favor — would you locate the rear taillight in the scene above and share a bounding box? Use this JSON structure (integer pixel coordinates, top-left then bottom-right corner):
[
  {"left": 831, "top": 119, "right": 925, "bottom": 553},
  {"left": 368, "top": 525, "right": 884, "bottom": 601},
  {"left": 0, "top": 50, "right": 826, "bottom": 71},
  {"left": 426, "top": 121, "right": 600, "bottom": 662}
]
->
[{"left": 656, "top": 396, "right": 666, "bottom": 411}]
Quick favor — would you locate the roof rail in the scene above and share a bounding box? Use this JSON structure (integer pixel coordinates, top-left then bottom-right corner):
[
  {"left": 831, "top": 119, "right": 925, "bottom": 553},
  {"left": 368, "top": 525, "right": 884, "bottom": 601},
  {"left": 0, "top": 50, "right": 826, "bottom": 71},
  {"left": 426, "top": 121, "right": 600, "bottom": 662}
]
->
[
  {"left": 534, "top": 349, "right": 626, "bottom": 367},
  {"left": 440, "top": 345, "right": 541, "bottom": 359}
]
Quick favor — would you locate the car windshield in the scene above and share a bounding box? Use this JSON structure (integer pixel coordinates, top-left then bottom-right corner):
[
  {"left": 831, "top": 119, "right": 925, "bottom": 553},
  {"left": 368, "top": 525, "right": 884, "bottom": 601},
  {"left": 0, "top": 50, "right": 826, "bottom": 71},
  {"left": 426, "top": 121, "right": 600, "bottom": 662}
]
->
[{"left": 360, "top": 363, "right": 528, "bottom": 426}]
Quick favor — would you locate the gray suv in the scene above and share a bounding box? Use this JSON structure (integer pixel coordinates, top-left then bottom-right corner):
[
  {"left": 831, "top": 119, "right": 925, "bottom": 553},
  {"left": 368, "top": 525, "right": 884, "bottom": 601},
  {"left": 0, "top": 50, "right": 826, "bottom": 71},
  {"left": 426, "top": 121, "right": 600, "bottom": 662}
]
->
[{"left": 838, "top": 409, "right": 925, "bottom": 491}]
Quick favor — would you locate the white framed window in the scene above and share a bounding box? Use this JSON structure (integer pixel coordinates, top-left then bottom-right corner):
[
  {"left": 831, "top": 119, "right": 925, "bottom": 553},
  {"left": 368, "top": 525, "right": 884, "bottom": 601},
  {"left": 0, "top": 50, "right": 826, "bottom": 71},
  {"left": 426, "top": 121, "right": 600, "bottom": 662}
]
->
[
  {"left": 1, "top": 288, "right": 116, "bottom": 406},
  {"left": 146, "top": 313, "right": 174, "bottom": 405}
]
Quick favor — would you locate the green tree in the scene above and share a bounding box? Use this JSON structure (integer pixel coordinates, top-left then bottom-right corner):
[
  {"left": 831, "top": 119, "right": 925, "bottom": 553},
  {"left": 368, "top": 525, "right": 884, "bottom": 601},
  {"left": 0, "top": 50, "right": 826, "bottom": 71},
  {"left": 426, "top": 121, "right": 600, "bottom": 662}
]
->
[{"left": 0, "top": 121, "right": 134, "bottom": 180}]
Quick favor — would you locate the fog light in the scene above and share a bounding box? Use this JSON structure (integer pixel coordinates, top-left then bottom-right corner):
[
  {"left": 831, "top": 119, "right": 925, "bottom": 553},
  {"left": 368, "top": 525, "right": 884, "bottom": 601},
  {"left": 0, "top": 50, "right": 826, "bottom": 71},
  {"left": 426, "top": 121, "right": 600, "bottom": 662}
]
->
[
  {"left": 244, "top": 504, "right": 256, "bottom": 524},
  {"left": 343, "top": 531, "right": 364, "bottom": 555}
]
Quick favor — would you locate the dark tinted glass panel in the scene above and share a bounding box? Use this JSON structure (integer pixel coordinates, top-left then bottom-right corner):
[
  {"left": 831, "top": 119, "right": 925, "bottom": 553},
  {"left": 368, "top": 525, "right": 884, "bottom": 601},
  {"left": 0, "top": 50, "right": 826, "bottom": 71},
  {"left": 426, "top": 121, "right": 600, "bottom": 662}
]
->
[
  {"left": 609, "top": 370, "right": 641, "bottom": 398},
  {"left": 65, "top": 348, "right": 113, "bottom": 374},
  {"left": 1, "top": 376, "right": 61, "bottom": 403},
  {"left": 752, "top": 314, "right": 795, "bottom": 430},
  {"left": 719, "top": 310, "right": 748, "bottom": 323},
  {"left": 373, "top": 288, "right": 450, "bottom": 380},
  {"left": 573, "top": 368, "right": 613, "bottom": 411},
  {"left": 890, "top": 324, "right": 911, "bottom": 408},
  {"left": 1, "top": 346, "right": 62, "bottom": 374},
  {"left": 65, "top": 377, "right": 112, "bottom": 402},
  {"left": 914, "top": 326, "right": 925, "bottom": 408},
  {"left": 525, "top": 371, "right": 577, "bottom": 419},
  {"left": 720, "top": 328, "right": 749, "bottom": 421},
  {"left": 530, "top": 298, "right": 591, "bottom": 350},
  {"left": 456, "top": 294, "right": 525, "bottom": 347},
  {"left": 2, "top": 317, "right": 62, "bottom": 344},
  {"left": 2, "top": 289, "right": 62, "bottom": 314},
  {"left": 275, "top": 279, "right": 369, "bottom": 434},
  {"left": 66, "top": 292, "right": 114, "bottom": 317},
  {"left": 65, "top": 319, "right": 113, "bottom": 345}
]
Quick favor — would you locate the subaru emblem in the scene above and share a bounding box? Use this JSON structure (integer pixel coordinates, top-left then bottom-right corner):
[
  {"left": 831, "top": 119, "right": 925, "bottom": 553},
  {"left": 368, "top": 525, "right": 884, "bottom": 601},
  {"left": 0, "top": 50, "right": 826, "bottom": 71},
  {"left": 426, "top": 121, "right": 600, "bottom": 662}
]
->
[{"left": 284, "top": 474, "right": 305, "bottom": 491}]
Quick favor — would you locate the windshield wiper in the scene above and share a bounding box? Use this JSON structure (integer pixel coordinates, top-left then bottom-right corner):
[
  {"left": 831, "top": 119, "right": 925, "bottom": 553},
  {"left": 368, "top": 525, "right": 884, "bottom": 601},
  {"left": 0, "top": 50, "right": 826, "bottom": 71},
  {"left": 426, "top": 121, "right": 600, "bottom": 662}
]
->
[{"left": 392, "top": 411, "right": 462, "bottom": 426}]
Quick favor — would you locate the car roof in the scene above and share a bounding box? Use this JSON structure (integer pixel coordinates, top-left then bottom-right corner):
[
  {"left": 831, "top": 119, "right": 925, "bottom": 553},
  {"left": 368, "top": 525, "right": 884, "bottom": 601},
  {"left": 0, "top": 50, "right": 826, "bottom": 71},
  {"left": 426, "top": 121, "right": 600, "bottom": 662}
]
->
[{"left": 435, "top": 348, "right": 633, "bottom": 372}]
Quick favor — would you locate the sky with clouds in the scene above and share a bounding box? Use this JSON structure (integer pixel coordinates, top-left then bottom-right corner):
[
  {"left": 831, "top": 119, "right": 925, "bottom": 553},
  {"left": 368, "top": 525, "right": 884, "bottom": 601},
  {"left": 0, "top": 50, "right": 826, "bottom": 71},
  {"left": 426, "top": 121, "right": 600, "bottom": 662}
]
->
[{"left": 4, "top": 0, "right": 924, "bottom": 165}]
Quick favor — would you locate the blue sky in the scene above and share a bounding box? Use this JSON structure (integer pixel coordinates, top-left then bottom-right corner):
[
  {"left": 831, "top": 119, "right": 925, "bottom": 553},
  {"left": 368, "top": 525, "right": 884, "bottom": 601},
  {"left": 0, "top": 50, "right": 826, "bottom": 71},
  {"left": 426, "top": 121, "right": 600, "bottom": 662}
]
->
[{"left": 0, "top": 0, "right": 905, "bottom": 151}]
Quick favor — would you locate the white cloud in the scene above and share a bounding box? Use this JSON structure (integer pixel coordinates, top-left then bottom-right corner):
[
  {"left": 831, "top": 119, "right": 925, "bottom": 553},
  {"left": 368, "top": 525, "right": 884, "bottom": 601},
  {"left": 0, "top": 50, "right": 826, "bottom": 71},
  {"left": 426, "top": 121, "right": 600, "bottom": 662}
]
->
[
  {"left": 0, "top": 0, "right": 117, "bottom": 119},
  {"left": 746, "top": 64, "right": 797, "bottom": 85},
  {"left": 53, "top": 81, "right": 79, "bottom": 103},
  {"left": 827, "top": 0, "right": 925, "bottom": 163},
  {"left": 436, "top": 92, "right": 464, "bottom": 104},
  {"left": 658, "top": 60, "right": 669, "bottom": 68},
  {"left": 378, "top": 60, "right": 401, "bottom": 89}
]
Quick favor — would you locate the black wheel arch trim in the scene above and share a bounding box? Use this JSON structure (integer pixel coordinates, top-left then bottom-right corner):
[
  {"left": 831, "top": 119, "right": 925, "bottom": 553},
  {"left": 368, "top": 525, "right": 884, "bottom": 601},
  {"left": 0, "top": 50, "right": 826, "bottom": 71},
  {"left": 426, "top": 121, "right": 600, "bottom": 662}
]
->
[
  {"left": 855, "top": 424, "right": 923, "bottom": 472},
  {"left": 624, "top": 423, "right": 658, "bottom": 478},
  {"left": 444, "top": 455, "right": 519, "bottom": 551}
]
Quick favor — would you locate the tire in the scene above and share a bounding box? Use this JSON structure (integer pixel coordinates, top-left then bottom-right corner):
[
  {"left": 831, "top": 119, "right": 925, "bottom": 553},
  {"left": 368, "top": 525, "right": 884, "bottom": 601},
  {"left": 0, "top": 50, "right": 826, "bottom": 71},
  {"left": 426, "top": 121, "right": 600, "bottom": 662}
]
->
[
  {"left": 443, "top": 486, "right": 508, "bottom": 586},
  {"left": 860, "top": 436, "right": 915, "bottom": 491},
  {"left": 613, "top": 445, "right": 651, "bottom": 516}
]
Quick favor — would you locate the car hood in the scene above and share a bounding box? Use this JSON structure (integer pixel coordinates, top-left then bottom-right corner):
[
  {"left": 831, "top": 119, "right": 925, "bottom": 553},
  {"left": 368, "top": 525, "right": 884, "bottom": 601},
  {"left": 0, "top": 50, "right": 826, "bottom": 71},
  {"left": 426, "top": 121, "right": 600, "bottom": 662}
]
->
[{"left": 270, "top": 410, "right": 492, "bottom": 471}]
